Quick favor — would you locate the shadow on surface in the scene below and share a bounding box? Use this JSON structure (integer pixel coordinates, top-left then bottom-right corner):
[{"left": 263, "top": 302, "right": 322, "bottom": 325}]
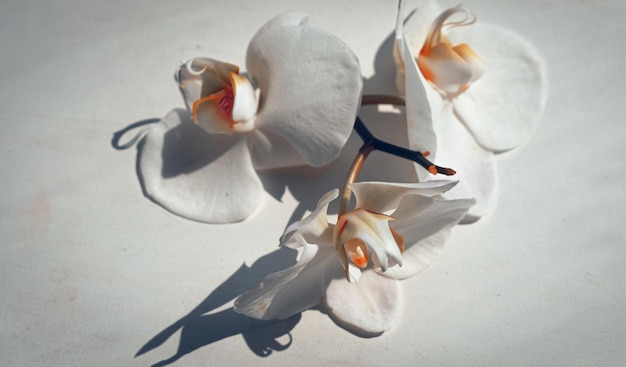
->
[
  {"left": 136, "top": 247, "right": 301, "bottom": 366},
  {"left": 158, "top": 109, "right": 246, "bottom": 178},
  {"left": 111, "top": 118, "right": 160, "bottom": 150},
  {"left": 363, "top": 29, "right": 398, "bottom": 97}
]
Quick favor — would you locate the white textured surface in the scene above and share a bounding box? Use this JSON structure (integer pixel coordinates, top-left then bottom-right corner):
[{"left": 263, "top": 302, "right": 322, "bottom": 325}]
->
[{"left": 1, "top": 0, "right": 625, "bottom": 366}]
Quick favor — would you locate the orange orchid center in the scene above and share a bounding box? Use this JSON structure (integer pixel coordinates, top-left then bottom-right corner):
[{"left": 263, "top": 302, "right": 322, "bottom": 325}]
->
[
  {"left": 192, "top": 75, "right": 238, "bottom": 128},
  {"left": 334, "top": 209, "right": 405, "bottom": 277},
  {"left": 344, "top": 238, "right": 370, "bottom": 268},
  {"left": 216, "top": 85, "right": 235, "bottom": 120},
  {"left": 417, "top": 5, "right": 485, "bottom": 97},
  {"left": 183, "top": 60, "right": 258, "bottom": 134}
]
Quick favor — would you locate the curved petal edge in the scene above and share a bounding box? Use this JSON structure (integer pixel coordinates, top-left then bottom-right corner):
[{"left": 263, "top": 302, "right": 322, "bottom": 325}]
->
[
  {"left": 450, "top": 24, "right": 549, "bottom": 152},
  {"left": 323, "top": 270, "right": 403, "bottom": 336}
]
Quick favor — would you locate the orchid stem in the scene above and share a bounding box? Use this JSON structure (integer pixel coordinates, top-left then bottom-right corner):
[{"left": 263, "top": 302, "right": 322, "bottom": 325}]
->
[
  {"left": 355, "top": 117, "right": 456, "bottom": 176},
  {"left": 337, "top": 95, "right": 456, "bottom": 218},
  {"left": 359, "top": 94, "right": 456, "bottom": 175},
  {"left": 338, "top": 143, "right": 374, "bottom": 219},
  {"left": 361, "top": 94, "right": 406, "bottom": 106}
]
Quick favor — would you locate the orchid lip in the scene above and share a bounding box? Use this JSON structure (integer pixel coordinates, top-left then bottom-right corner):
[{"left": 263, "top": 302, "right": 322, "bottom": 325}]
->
[
  {"left": 184, "top": 60, "right": 259, "bottom": 134},
  {"left": 417, "top": 5, "right": 485, "bottom": 97},
  {"left": 333, "top": 208, "right": 405, "bottom": 281}
]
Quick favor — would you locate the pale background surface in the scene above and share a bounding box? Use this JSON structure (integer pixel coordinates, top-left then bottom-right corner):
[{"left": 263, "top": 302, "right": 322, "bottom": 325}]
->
[{"left": 1, "top": 0, "right": 625, "bottom": 366}]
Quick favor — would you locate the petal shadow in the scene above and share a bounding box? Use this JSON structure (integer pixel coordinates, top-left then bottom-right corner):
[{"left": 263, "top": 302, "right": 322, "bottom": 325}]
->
[
  {"left": 155, "top": 109, "right": 246, "bottom": 178},
  {"left": 136, "top": 247, "right": 300, "bottom": 365},
  {"left": 363, "top": 29, "right": 398, "bottom": 96}
]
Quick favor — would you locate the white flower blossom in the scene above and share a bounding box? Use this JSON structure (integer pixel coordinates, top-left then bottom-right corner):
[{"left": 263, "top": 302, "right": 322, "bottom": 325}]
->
[
  {"left": 138, "top": 12, "right": 363, "bottom": 223},
  {"left": 234, "top": 180, "right": 474, "bottom": 335},
  {"left": 395, "top": 0, "right": 548, "bottom": 221}
]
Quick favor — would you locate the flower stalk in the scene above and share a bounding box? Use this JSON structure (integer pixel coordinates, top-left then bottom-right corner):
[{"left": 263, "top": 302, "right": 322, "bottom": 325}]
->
[
  {"left": 338, "top": 143, "right": 374, "bottom": 218},
  {"left": 338, "top": 95, "right": 456, "bottom": 218}
]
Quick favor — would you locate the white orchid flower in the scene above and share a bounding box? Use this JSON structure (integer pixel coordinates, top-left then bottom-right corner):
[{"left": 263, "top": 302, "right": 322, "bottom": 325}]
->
[
  {"left": 394, "top": 0, "right": 548, "bottom": 221},
  {"left": 234, "top": 180, "right": 474, "bottom": 335},
  {"left": 138, "top": 12, "right": 363, "bottom": 223}
]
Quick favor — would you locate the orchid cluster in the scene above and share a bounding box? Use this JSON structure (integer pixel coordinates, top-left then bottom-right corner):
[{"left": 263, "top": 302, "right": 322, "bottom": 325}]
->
[{"left": 134, "top": 0, "right": 547, "bottom": 335}]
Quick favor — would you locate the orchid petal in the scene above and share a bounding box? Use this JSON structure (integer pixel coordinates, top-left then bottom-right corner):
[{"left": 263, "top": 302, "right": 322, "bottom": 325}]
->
[
  {"left": 230, "top": 72, "right": 258, "bottom": 124},
  {"left": 435, "top": 104, "right": 498, "bottom": 221},
  {"left": 259, "top": 11, "right": 310, "bottom": 29},
  {"left": 383, "top": 194, "right": 475, "bottom": 279},
  {"left": 453, "top": 43, "right": 485, "bottom": 84},
  {"left": 402, "top": 0, "right": 442, "bottom": 54},
  {"left": 346, "top": 263, "right": 362, "bottom": 283},
  {"left": 397, "top": 33, "right": 440, "bottom": 181},
  {"left": 448, "top": 24, "right": 548, "bottom": 152},
  {"left": 350, "top": 180, "right": 459, "bottom": 214},
  {"left": 281, "top": 189, "right": 337, "bottom": 248},
  {"left": 246, "top": 13, "right": 362, "bottom": 167},
  {"left": 234, "top": 235, "right": 342, "bottom": 320},
  {"left": 247, "top": 129, "right": 307, "bottom": 169},
  {"left": 323, "top": 270, "right": 402, "bottom": 335},
  {"left": 381, "top": 226, "right": 452, "bottom": 280},
  {"left": 138, "top": 109, "right": 263, "bottom": 223}
]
